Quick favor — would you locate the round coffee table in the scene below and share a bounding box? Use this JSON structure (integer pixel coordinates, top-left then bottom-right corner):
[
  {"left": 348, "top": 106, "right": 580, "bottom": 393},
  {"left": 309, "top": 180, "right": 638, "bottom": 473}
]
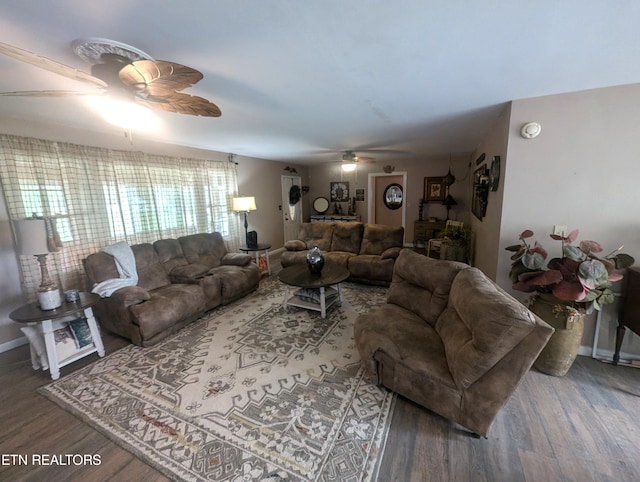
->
[{"left": 278, "top": 264, "right": 350, "bottom": 318}]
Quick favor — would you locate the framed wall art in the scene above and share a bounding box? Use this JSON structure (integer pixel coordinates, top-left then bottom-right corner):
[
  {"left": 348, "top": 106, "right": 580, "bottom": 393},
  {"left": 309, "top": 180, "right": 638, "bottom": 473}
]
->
[
  {"left": 355, "top": 188, "right": 365, "bottom": 202},
  {"left": 330, "top": 181, "right": 349, "bottom": 202},
  {"left": 424, "top": 176, "right": 445, "bottom": 202}
]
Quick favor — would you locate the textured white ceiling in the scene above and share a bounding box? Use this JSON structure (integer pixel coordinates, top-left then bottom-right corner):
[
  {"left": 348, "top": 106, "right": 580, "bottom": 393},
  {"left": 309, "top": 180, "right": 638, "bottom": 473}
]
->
[{"left": 0, "top": 0, "right": 639, "bottom": 165}]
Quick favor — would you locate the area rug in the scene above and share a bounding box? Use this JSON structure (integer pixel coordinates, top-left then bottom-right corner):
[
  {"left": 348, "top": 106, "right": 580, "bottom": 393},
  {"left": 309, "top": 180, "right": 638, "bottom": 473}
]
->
[{"left": 39, "top": 278, "right": 395, "bottom": 481}]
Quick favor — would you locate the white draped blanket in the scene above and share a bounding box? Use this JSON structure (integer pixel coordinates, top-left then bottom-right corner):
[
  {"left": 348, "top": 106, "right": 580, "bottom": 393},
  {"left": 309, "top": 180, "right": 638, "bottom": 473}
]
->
[{"left": 91, "top": 241, "right": 139, "bottom": 297}]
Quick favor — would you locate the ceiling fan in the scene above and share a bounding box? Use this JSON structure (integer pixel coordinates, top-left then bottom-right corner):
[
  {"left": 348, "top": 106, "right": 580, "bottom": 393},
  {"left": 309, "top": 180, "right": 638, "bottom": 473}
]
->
[
  {"left": 336, "top": 151, "right": 377, "bottom": 171},
  {"left": 0, "top": 38, "right": 222, "bottom": 120}
]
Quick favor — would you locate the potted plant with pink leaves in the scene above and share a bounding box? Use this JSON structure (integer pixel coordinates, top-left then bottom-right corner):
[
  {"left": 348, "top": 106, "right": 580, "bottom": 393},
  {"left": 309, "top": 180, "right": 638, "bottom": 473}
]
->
[{"left": 506, "top": 229, "right": 634, "bottom": 376}]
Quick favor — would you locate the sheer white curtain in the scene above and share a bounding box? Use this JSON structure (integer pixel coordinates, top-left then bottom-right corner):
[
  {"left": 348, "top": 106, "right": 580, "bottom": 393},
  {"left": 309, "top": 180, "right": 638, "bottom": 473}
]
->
[{"left": 0, "top": 134, "right": 242, "bottom": 301}]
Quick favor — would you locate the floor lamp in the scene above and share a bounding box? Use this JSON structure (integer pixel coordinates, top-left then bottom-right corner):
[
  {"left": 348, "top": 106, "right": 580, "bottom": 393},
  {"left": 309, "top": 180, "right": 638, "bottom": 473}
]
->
[
  {"left": 232, "top": 196, "right": 257, "bottom": 247},
  {"left": 14, "top": 218, "right": 62, "bottom": 310}
]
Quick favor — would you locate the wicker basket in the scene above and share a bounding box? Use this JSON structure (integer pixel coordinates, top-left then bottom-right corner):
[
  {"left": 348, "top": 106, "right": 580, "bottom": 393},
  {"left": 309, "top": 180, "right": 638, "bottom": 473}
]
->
[{"left": 439, "top": 239, "right": 468, "bottom": 262}]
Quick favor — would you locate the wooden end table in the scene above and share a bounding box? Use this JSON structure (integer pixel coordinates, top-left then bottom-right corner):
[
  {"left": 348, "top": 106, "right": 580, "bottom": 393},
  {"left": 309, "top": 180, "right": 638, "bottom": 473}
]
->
[
  {"left": 278, "top": 264, "right": 350, "bottom": 318},
  {"left": 9, "top": 292, "right": 105, "bottom": 380}
]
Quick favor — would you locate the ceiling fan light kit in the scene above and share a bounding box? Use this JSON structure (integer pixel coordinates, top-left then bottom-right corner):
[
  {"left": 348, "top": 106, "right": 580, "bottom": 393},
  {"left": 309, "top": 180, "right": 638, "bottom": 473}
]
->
[{"left": 341, "top": 163, "right": 357, "bottom": 172}]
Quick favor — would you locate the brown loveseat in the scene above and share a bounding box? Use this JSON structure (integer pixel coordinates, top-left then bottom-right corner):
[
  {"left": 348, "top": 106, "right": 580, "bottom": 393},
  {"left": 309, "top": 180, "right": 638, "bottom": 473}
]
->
[
  {"left": 354, "top": 249, "right": 554, "bottom": 437},
  {"left": 281, "top": 222, "right": 404, "bottom": 286},
  {"left": 84, "top": 232, "right": 261, "bottom": 347}
]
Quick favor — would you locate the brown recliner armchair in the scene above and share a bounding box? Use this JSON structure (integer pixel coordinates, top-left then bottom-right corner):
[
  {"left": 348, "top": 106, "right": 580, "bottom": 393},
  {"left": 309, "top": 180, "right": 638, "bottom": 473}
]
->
[{"left": 354, "top": 249, "right": 554, "bottom": 437}]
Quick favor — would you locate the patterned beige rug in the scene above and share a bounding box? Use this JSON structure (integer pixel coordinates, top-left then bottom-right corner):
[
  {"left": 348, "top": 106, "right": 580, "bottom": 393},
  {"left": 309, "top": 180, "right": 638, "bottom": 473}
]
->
[{"left": 40, "top": 278, "right": 395, "bottom": 481}]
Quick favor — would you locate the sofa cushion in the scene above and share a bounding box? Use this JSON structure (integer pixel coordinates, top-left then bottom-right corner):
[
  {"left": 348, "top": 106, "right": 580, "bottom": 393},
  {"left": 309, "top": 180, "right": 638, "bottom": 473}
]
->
[
  {"left": 359, "top": 224, "right": 404, "bottom": 255},
  {"left": 153, "top": 238, "right": 188, "bottom": 273},
  {"left": 129, "top": 283, "right": 205, "bottom": 340},
  {"left": 330, "top": 222, "right": 364, "bottom": 253},
  {"left": 436, "top": 267, "right": 537, "bottom": 390},
  {"left": 179, "top": 233, "right": 227, "bottom": 268},
  {"left": 298, "top": 223, "right": 334, "bottom": 251},
  {"left": 354, "top": 304, "right": 456, "bottom": 388},
  {"left": 348, "top": 254, "right": 395, "bottom": 283},
  {"left": 387, "top": 249, "right": 467, "bottom": 326},
  {"left": 131, "top": 244, "right": 171, "bottom": 291},
  {"left": 169, "top": 263, "right": 211, "bottom": 281},
  {"left": 284, "top": 239, "right": 306, "bottom": 251}
]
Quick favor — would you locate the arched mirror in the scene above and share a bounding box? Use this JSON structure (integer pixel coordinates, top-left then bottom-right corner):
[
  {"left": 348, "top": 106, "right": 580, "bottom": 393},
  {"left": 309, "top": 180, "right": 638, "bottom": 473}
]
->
[{"left": 383, "top": 183, "right": 403, "bottom": 210}]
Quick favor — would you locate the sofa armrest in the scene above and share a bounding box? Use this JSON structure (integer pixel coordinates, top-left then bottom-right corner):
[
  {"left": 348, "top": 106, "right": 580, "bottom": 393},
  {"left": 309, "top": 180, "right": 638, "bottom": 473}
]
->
[
  {"left": 110, "top": 286, "right": 151, "bottom": 307},
  {"left": 221, "top": 253, "right": 252, "bottom": 266},
  {"left": 381, "top": 246, "right": 402, "bottom": 260},
  {"left": 284, "top": 239, "right": 306, "bottom": 251}
]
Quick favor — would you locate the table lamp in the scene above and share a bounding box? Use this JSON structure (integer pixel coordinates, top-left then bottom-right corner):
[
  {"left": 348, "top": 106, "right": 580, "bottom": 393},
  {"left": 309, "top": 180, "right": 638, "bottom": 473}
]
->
[
  {"left": 232, "top": 196, "right": 257, "bottom": 247},
  {"left": 14, "top": 218, "right": 62, "bottom": 310},
  {"left": 442, "top": 194, "right": 457, "bottom": 220}
]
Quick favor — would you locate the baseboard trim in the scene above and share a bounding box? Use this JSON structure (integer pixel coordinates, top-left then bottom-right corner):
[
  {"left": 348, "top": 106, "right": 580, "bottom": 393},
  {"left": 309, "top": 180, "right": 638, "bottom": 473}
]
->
[{"left": 0, "top": 335, "right": 28, "bottom": 354}]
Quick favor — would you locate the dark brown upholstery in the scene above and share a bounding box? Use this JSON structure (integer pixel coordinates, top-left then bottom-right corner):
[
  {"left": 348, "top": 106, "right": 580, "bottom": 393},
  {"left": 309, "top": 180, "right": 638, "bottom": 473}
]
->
[
  {"left": 178, "top": 233, "right": 261, "bottom": 305},
  {"left": 281, "top": 222, "right": 404, "bottom": 286},
  {"left": 354, "top": 249, "right": 554, "bottom": 437},
  {"left": 84, "top": 232, "right": 261, "bottom": 346}
]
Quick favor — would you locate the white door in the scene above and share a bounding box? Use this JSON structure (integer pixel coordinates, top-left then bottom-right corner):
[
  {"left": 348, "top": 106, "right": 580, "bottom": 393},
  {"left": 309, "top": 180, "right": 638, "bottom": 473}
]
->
[{"left": 281, "top": 175, "right": 303, "bottom": 242}]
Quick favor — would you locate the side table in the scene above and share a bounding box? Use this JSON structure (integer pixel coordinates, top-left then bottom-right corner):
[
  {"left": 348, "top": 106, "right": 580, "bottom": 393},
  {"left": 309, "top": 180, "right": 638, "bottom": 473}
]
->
[
  {"left": 239, "top": 243, "right": 272, "bottom": 275},
  {"left": 9, "top": 292, "right": 105, "bottom": 380}
]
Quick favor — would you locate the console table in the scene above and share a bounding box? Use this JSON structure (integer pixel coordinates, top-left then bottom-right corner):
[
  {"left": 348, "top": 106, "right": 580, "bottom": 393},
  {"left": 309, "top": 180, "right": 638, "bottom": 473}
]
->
[
  {"left": 9, "top": 292, "right": 105, "bottom": 380},
  {"left": 310, "top": 215, "right": 359, "bottom": 223}
]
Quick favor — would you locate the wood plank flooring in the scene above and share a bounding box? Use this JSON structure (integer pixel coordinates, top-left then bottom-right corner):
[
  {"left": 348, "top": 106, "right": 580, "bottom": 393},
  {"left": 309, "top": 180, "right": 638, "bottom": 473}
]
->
[{"left": 1, "top": 325, "right": 639, "bottom": 481}]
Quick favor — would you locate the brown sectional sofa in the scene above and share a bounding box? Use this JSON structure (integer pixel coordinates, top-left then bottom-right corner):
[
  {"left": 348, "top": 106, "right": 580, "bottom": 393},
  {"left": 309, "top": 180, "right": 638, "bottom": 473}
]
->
[
  {"left": 354, "top": 249, "right": 554, "bottom": 437},
  {"left": 281, "top": 222, "right": 404, "bottom": 286},
  {"left": 84, "top": 232, "right": 261, "bottom": 347}
]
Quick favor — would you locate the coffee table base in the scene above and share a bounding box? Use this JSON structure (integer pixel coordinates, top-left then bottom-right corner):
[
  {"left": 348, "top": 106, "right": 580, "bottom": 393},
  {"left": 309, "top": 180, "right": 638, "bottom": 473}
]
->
[{"left": 282, "top": 284, "right": 343, "bottom": 318}]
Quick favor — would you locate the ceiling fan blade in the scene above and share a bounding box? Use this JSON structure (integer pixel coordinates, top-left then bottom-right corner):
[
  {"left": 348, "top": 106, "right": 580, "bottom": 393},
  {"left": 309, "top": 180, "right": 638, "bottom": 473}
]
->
[
  {"left": 0, "top": 42, "right": 107, "bottom": 88},
  {"left": 0, "top": 89, "right": 101, "bottom": 97},
  {"left": 143, "top": 92, "right": 222, "bottom": 117},
  {"left": 119, "top": 60, "right": 204, "bottom": 94},
  {"left": 356, "top": 156, "right": 376, "bottom": 163}
]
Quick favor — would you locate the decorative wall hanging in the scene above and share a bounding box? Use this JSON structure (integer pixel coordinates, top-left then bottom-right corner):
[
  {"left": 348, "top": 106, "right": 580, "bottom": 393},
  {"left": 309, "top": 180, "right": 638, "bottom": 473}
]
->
[
  {"left": 355, "top": 188, "right": 365, "bottom": 202},
  {"left": 289, "top": 185, "right": 301, "bottom": 205},
  {"left": 472, "top": 165, "right": 490, "bottom": 220},
  {"left": 424, "top": 177, "right": 445, "bottom": 202},
  {"left": 330, "top": 182, "right": 349, "bottom": 202},
  {"left": 490, "top": 156, "right": 501, "bottom": 191},
  {"left": 383, "top": 183, "right": 403, "bottom": 209}
]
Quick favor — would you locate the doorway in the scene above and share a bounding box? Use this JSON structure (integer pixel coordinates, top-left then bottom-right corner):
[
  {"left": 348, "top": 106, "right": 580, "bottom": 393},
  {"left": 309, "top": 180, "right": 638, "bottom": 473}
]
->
[
  {"left": 281, "top": 175, "right": 302, "bottom": 242},
  {"left": 368, "top": 172, "right": 407, "bottom": 229}
]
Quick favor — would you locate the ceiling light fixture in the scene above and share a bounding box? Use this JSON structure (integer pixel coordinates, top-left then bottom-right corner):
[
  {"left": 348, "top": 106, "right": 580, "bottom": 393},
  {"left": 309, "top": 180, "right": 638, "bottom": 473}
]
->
[
  {"left": 98, "top": 98, "right": 155, "bottom": 129},
  {"left": 342, "top": 163, "right": 357, "bottom": 172}
]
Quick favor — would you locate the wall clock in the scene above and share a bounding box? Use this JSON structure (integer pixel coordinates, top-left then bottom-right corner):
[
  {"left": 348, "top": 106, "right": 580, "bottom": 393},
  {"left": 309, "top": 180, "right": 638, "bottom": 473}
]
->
[
  {"left": 313, "top": 196, "right": 330, "bottom": 214},
  {"left": 330, "top": 182, "right": 349, "bottom": 202}
]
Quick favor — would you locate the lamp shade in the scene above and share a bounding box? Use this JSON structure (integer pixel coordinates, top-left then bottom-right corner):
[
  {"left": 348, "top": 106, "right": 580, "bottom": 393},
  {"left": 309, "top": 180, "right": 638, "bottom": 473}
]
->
[
  {"left": 14, "top": 219, "right": 49, "bottom": 255},
  {"left": 442, "top": 195, "right": 457, "bottom": 207},
  {"left": 232, "top": 196, "right": 257, "bottom": 212}
]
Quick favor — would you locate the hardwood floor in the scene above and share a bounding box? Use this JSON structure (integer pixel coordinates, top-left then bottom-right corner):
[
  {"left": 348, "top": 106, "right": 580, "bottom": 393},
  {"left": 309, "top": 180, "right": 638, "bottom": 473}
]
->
[{"left": 1, "top": 329, "right": 639, "bottom": 481}]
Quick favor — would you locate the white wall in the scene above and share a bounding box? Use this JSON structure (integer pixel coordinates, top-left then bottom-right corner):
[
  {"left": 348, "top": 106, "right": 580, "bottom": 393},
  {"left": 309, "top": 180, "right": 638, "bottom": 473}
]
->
[{"left": 480, "top": 84, "right": 640, "bottom": 359}]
